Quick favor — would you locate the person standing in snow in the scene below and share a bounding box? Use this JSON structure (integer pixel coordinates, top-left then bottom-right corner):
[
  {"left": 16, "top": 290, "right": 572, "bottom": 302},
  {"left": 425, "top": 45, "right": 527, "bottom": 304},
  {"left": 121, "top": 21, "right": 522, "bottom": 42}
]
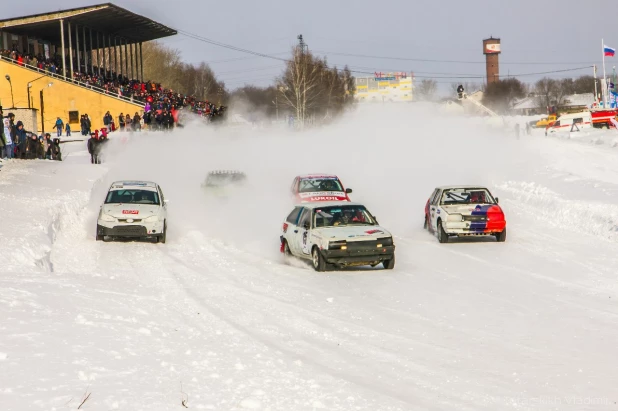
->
[
  {"left": 133, "top": 112, "right": 141, "bottom": 131},
  {"left": 87, "top": 132, "right": 97, "bottom": 164},
  {"left": 118, "top": 113, "right": 125, "bottom": 130},
  {"left": 65, "top": 122, "right": 71, "bottom": 137},
  {"left": 0, "top": 105, "right": 6, "bottom": 158},
  {"left": 92, "top": 134, "right": 103, "bottom": 164},
  {"left": 103, "top": 111, "right": 113, "bottom": 132},
  {"left": 55, "top": 117, "right": 64, "bottom": 137},
  {"left": 14, "top": 121, "right": 27, "bottom": 159}
]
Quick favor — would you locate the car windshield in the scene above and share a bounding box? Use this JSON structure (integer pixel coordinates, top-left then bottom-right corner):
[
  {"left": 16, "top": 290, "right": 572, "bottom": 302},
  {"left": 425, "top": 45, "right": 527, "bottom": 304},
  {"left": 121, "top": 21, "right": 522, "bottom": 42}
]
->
[
  {"left": 313, "top": 205, "right": 376, "bottom": 227},
  {"left": 299, "top": 178, "right": 343, "bottom": 193},
  {"left": 440, "top": 188, "right": 495, "bottom": 205},
  {"left": 105, "top": 189, "right": 160, "bottom": 205}
]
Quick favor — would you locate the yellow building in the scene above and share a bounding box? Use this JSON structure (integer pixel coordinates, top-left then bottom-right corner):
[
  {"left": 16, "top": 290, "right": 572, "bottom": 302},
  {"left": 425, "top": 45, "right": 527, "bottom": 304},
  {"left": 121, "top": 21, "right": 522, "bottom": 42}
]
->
[
  {"left": 1, "top": 59, "right": 143, "bottom": 133},
  {"left": 354, "top": 72, "right": 414, "bottom": 103},
  {"left": 0, "top": 3, "right": 177, "bottom": 133}
]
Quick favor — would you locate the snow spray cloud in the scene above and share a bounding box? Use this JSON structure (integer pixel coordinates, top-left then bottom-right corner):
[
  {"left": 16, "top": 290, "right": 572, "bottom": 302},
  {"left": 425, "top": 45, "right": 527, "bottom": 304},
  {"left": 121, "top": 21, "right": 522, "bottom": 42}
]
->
[{"left": 95, "top": 104, "right": 539, "bottom": 259}]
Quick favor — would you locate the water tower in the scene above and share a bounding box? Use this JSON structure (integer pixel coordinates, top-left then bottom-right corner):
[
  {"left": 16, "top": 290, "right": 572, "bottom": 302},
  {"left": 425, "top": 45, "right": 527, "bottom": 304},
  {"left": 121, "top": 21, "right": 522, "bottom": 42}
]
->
[{"left": 483, "top": 37, "right": 501, "bottom": 84}]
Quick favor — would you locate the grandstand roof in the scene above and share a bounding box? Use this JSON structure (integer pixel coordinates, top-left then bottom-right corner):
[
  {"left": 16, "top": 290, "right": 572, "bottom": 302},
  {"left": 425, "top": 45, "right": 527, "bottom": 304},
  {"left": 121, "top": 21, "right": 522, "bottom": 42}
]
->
[{"left": 0, "top": 3, "right": 177, "bottom": 44}]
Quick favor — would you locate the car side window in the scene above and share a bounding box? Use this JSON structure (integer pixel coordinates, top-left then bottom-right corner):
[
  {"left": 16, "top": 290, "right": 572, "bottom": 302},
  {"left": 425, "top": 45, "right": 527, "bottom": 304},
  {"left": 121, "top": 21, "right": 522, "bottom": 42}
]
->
[
  {"left": 431, "top": 190, "right": 442, "bottom": 205},
  {"left": 298, "top": 208, "right": 311, "bottom": 229},
  {"left": 286, "top": 206, "right": 303, "bottom": 225},
  {"left": 428, "top": 189, "right": 438, "bottom": 204},
  {"left": 158, "top": 185, "right": 165, "bottom": 204}
]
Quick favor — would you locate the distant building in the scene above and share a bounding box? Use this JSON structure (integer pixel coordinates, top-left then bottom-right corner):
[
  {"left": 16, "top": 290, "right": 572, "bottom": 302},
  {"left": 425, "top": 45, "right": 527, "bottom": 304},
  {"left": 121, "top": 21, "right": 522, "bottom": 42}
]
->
[
  {"left": 354, "top": 72, "right": 414, "bottom": 103},
  {"left": 513, "top": 93, "right": 596, "bottom": 115}
]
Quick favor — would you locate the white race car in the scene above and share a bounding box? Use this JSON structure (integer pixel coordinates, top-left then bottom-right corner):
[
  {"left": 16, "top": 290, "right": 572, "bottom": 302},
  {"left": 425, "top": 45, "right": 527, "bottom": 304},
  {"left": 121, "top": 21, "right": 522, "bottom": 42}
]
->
[
  {"left": 96, "top": 180, "right": 168, "bottom": 243},
  {"left": 280, "top": 201, "right": 395, "bottom": 271}
]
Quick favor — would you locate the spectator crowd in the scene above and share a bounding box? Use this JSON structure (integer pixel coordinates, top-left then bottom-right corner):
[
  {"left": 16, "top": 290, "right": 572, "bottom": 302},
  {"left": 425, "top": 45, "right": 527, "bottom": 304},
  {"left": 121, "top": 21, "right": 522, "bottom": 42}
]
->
[
  {"left": 1, "top": 106, "right": 62, "bottom": 161},
  {"left": 1, "top": 42, "right": 232, "bottom": 165}
]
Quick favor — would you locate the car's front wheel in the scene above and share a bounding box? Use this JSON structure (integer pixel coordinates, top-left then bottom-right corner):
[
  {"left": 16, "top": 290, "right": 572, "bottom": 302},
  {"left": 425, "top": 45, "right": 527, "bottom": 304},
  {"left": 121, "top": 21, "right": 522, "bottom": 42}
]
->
[
  {"left": 159, "top": 221, "right": 167, "bottom": 244},
  {"left": 383, "top": 255, "right": 395, "bottom": 270},
  {"left": 312, "top": 247, "right": 326, "bottom": 272},
  {"left": 437, "top": 220, "right": 449, "bottom": 243}
]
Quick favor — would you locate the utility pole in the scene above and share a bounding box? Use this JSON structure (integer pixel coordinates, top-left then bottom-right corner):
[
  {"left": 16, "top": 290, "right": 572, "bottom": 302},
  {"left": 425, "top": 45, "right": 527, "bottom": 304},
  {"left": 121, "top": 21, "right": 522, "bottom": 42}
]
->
[{"left": 297, "top": 34, "right": 308, "bottom": 54}]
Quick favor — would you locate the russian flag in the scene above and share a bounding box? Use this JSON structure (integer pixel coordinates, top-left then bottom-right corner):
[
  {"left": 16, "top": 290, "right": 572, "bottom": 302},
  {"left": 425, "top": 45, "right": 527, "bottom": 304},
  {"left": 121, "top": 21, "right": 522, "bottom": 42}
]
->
[{"left": 604, "top": 45, "right": 615, "bottom": 57}]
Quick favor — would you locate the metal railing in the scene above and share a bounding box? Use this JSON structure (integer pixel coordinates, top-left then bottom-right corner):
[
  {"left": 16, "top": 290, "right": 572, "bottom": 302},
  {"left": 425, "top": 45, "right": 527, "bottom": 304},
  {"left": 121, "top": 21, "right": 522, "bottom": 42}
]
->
[{"left": 0, "top": 54, "right": 143, "bottom": 107}]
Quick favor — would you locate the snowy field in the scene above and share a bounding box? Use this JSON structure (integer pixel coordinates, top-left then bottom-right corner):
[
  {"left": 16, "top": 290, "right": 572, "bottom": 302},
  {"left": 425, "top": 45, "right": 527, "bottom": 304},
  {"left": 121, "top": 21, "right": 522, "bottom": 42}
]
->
[{"left": 1, "top": 105, "right": 617, "bottom": 410}]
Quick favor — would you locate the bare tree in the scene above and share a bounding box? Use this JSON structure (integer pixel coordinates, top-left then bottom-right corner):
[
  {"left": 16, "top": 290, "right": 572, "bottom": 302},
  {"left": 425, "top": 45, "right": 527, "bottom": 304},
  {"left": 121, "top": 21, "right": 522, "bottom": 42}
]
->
[
  {"left": 482, "top": 78, "right": 527, "bottom": 113},
  {"left": 416, "top": 79, "right": 438, "bottom": 101},
  {"left": 277, "top": 47, "right": 352, "bottom": 127},
  {"left": 534, "top": 77, "right": 558, "bottom": 110}
]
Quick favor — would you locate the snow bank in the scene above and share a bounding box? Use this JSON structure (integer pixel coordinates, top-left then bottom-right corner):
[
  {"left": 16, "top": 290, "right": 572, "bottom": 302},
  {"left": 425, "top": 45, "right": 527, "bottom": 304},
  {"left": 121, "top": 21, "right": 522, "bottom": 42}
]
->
[
  {"left": 0, "top": 148, "right": 106, "bottom": 272},
  {"left": 498, "top": 180, "right": 618, "bottom": 242}
]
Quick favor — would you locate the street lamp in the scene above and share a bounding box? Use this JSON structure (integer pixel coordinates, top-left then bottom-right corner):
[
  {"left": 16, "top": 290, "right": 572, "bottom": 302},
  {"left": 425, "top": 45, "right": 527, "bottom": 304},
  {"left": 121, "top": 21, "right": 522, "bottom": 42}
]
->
[
  {"left": 27, "top": 74, "right": 49, "bottom": 109},
  {"left": 39, "top": 82, "right": 53, "bottom": 134},
  {"left": 5, "top": 74, "right": 14, "bottom": 108}
]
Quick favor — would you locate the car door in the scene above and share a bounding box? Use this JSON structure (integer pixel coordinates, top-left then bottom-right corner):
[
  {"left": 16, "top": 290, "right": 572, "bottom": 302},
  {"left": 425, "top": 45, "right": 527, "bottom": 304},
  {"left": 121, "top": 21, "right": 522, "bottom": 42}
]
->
[
  {"left": 425, "top": 188, "right": 438, "bottom": 222},
  {"left": 294, "top": 207, "right": 312, "bottom": 256},
  {"left": 157, "top": 185, "right": 167, "bottom": 219},
  {"left": 429, "top": 189, "right": 442, "bottom": 232},
  {"left": 283, "top": 206, "right": 303, "bottom": 255}
]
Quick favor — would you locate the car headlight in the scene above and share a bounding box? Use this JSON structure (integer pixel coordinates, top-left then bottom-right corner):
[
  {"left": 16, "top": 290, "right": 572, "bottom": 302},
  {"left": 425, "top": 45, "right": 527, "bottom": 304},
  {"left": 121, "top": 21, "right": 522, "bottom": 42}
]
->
[
  {"left": 328, "top": 240, "right": 347, "bottom": 250},
  {"left": 100, "top": 213, "right": 115, "bottom": 222},
  {"left": 144, "top": 215, "right": 159, "bottom": 222},
  {"left": 446, "top": 214, "right": 463, "bottom": 222},
  {"left": 377, "top": 237, "right": 393, "bottom": 246}
]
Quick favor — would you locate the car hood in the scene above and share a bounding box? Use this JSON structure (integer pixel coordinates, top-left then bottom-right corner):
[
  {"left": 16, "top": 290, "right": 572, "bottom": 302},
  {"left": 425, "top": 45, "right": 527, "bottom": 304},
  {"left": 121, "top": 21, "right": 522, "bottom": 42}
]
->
[
  {"left": 313, "top": 225, "right": 392, "bottom": 241},
  {"left": 442, "top": 204, "right": 502, "bottom": 215},
  {"left": 101, "top": 204, "right": 160, "bottom": 218},
  {"left": 298, "top": 191, "right": 349, "bottom": 202}
]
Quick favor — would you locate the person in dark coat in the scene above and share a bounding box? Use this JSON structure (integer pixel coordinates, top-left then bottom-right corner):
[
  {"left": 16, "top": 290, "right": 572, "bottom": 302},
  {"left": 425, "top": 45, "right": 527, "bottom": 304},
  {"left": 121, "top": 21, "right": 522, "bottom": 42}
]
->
[
  {"left": 87, "top": 132, "right": 97, "bottom": 164},
  {"left": 92, "top": 134, "right": 103, "bottom": 164},
  {"left": 133, "top": 112, "right": 141, "bottom": 131},
  {"left": 14, "top": 121, "right": 27, "bottom": 159},
  {"left": 118, "top": 113, "right": 125, "bottom": 130},
  {"left": 103, "top": 111, "right": 113, "bottom": 132},
  {"left": 26, "top": 132, "right": 39, "bottom": 159}
]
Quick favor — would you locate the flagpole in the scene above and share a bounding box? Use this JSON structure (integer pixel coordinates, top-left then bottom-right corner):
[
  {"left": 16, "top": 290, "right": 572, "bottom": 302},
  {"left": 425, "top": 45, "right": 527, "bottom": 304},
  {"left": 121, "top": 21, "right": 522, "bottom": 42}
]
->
[{"left": 602, "top": 38, "right": 608, "bottom": 107}]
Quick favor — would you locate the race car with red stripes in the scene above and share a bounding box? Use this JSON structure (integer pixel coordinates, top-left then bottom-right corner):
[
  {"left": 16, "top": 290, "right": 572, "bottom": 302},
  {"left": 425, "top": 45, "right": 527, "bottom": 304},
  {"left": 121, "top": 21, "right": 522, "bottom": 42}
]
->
[
  {"left": 290, "top": 174, "right": 352, "bottom": 203},
  {"left": 424, "top": 186, "right": 506, "bottom": 243}
]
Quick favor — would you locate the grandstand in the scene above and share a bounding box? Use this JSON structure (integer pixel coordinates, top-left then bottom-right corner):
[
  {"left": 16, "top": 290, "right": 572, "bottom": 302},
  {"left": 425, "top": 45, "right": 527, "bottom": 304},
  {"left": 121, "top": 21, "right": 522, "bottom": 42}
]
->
[{"left": 0, "top": 3, "right": 177, "bottom": 133}]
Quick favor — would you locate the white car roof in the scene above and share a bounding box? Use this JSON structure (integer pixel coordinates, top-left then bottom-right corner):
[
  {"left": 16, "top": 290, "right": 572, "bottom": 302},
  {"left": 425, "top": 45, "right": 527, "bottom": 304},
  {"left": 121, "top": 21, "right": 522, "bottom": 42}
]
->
[
  {"left": 293, "top": 201, "right": 365, "bottom": 209},
  {"left": 110, "top": 181, "right": 158, "bottom": 189},
  {"left": 436, "top": 185, "right": 489, "bottom": 190}
]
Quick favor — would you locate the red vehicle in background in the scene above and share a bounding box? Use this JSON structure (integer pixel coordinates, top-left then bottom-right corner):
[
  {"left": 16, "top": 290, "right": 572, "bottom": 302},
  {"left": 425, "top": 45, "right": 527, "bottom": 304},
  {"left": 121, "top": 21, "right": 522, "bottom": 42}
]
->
[{"left": 290, "top": 174, "right": 352, "bottom": 203}]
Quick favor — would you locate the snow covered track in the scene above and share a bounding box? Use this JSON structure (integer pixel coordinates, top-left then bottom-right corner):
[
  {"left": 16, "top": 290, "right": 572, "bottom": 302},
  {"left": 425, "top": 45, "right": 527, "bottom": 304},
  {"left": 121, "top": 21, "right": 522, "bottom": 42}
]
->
[{"left": 1, "top": 107, "right": 618, "bottom": 410}]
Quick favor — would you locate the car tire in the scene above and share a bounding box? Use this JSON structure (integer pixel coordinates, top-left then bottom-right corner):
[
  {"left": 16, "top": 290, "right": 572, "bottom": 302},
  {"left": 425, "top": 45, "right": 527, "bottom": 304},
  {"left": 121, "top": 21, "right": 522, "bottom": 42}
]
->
[
  {"left": 437, "top": 220, "right": 449, "bottom": 244},
  {"left": 423, "top": 215, "right": 428, "bottom": 230},
  {"left": 496, "top": 228, "right": 506, "bottom": 242},
  {"left": 96, "top": 233, "right": 103, "bottom": 241},
  {"left": 311, "top": 247, "right": 327, "bottom": 272},
  {"left": 160, "top": 221, "right": 167, "bottom": 244},
  {"left": 383, "top": 255, "right": 395, "bottom": 270}
]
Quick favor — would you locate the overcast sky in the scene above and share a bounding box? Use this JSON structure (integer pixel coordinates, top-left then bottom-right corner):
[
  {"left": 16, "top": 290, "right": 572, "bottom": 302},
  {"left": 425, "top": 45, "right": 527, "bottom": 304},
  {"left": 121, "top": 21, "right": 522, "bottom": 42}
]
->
[{"left": 6, "top": 0, "right": 618, "bottom": 94}]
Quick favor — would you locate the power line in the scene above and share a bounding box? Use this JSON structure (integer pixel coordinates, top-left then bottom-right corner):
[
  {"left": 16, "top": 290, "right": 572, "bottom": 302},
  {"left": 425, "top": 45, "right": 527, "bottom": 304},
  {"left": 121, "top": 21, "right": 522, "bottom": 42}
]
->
[
  {"left": 176, "top": 30, "right": 595, "bottom": 82},
  {"left": 312, "top": 50, "right": 601, "bottom": 66}
]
